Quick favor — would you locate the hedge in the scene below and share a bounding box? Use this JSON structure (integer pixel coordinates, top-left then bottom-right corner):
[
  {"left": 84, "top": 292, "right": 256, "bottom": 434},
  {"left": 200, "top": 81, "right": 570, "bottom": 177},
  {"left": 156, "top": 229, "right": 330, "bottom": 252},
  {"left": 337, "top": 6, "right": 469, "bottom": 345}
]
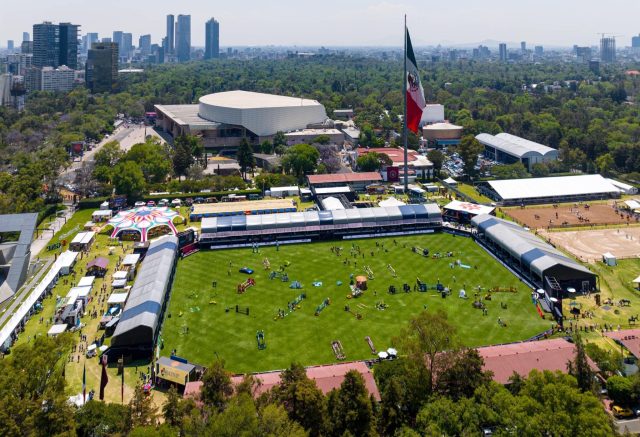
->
[{"left": 77, "top": 189, "right": 262, "bottom": 210}]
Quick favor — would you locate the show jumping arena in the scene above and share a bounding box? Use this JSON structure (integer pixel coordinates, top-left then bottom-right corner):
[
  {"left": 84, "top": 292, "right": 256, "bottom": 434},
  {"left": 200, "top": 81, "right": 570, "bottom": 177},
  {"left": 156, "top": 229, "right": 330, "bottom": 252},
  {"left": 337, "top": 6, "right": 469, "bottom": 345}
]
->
[
  {"left": 539, "top": 227, "right": 640, "bottom": 264},
  {"left": 504, "top": 202, "right": 637, "bottom": 230}
]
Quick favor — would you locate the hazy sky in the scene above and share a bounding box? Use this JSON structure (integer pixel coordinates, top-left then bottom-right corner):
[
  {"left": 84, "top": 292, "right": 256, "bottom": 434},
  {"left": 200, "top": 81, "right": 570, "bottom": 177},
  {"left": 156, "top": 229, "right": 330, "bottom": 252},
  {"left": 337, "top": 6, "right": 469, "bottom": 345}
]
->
[{"left": 2, "top": 0, "right": 639, "bottom": 48}]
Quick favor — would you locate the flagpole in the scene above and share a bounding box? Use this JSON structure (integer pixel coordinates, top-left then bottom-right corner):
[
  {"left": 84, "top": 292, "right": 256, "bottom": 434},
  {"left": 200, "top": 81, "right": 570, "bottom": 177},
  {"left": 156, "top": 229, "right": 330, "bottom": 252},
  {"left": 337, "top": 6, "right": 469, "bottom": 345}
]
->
[{"left": 403, "top": 14, "right": 409, "bottom": 193}]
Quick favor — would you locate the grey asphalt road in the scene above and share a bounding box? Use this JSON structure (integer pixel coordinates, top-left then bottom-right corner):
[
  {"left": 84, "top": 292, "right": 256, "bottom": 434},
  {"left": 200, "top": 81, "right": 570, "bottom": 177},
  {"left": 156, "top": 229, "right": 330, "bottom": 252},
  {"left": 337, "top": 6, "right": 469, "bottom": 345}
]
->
[{"left": 617, "top": 418, "right": 640, "bottom": 434}]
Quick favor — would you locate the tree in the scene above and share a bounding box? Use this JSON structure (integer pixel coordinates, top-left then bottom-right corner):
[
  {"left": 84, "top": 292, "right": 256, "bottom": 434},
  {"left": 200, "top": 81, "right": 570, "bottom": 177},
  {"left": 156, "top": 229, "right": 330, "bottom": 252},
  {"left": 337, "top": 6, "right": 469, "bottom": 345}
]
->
[
  {"left": 395, "top": 310, "right": 458, "bottom": 394},
  {"left": 585, "top": 343, "right": 623, "bottom": 377},
  {"left": 426, "top": 149, "right": 445, "bottom": 176},
  {"left": 237, "top": 138, "right": 256, "bottom": 179},
  {"left": 491, "top": 162, "right": 529, "bottom": 179},
  {"left": 207, "top": 393, "right": 258, "bottom": 437},
  {"left": 257, "top": 404, "right": 308, "bottom": 437},
  {"left": 435, "top": 349, "right": 492, "bottom": 400},
  {"left": 172, "top": 141, "right": 194, "bottom": 179},
  {"left": 312, "top": 135, "right": 331, "bottom": 145},
  {"left": 596, "top": 153, "right": 615, "bottom": 177},
  {"left": 200, "top": 359, "right": 234, "bottom": 411},
  {"left": 530, "top": 162, "right": 550, "bottom": 177},
  {"left": 327, "top": 370, "right": 374, "bottom": 437},
  {"left": 282, "top": 144, "right": 320, "bottom": 182},
  {"left": 567, "top": 333, "right": 595, "bottom": 393},
  {"left": 75, "top": 401, "right": 130, "bottom": 437},
  {"left": 260, "top": 140, "right": 273, "bottom": 154},
  {"left": 607, "top": 375, "right": 634, "bottom": 406},
  {"left": 128, "top": 384, "right": 157, "bottom": 428},
  {"left": 273, "top": 131, "right": 287, "bottom": 149},
  {"left": 457, "top": 135, "right": 483, "bottom": 178},
  {"left": 379, "top": 377, "right": 403, "bottom": 436},
  {"left": 125, "top": 140, "right": 172, "bottom": 184},
  {"left": 94, "top": 140, "right": 123, "bottom": 167},
  {"left": 274, "top": 363, "right": 327, "bottom": 437},
  {"left": 112, "top": 160, "right": 146, "bottom": 198},
  {"left": 356, "top": 151, "right": 393, "bottom": 172}
]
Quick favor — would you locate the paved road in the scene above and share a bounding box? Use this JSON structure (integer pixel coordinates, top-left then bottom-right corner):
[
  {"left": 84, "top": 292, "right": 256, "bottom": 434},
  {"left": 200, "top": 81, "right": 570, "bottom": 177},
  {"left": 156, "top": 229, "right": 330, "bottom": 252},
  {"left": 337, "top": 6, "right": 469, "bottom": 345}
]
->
[
  {"left": 617, "top": 418, "right": 640, "bottom": 434},
  {"left": 31, "top": 206, "right": 74, "bottom": 257},
  {"left": 59, "top": 125, "right": 164, "bottom": 184},
  {"left": 0, "top": 257, "right": 53, "bottom": 327}
]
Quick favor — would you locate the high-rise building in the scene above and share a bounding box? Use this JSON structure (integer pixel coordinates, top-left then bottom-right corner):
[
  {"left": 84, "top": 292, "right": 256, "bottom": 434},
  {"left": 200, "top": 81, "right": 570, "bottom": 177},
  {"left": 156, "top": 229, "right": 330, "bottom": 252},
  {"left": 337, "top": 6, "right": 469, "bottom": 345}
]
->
[
  {"left": 166, "top": 14, "right": 175, "bottom": 54},
  {"left": 520, "top": 41, "right": 526, "bottom": 53},
  {"left": 101, "top": 37, "right": 112, "bottom": 43},
  {"left": 498, "top": 43, "right": 507, "bottom": 62},
  {"left": 600, "top": 37, "right": 616, "bottom": 63},
  {"left": 534, "top": 46, "right": 544, "bottom": 56},
  {"left": 58, "top": 23, "right": 79, "bottom": 69},
  {"left": 575, "top": 46, "right": 592, "bottom": 62},
  {"left": 205, "top": 18, "right": 220, "bottom": 59},
  {"left": 122, "top": 33, "right": 133, "bottom": 59},
  {"left": 86, "top": 42, "right": 118, "bottom": 93},
  {"left": 22, "top": 32, "right": 30, "bottom": 42},
  {"left": 21, "top": 41, "right": 33, "bottom": 54},
  {"left": 139, "top": 34, "right": 151, "bottom": 55},
  {"left": 33, "top": 22, "right": 59, "bottom": 68},
  {"left": 7, "top": 40, "right": 14, "bottom": 52},
  {"left": 175, "top": 14, "right": 191, "bottom": 62},
  {"left": 112, "top": 31, "right": 123, "bottom": 48},
  {"left": 632, "top": 34, "right": 640, "bottom": 48}
]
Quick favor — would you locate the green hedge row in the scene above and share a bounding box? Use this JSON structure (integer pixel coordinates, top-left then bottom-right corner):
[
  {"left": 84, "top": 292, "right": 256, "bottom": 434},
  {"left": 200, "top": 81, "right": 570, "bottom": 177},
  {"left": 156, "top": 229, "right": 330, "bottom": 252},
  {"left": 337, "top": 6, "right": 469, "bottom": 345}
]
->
[{"left": 77, "top": 189, "right": 261, "bottom": 210}]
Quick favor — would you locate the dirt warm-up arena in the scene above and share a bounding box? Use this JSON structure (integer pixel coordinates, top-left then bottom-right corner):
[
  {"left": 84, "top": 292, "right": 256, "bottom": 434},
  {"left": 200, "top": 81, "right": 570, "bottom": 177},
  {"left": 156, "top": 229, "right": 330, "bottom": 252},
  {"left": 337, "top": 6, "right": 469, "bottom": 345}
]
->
[
  {"left": 539, "top": 227, "right": 640, "bottom": 263},
  {"left": 505, "top": 202, "right": 637, "bottom": 230}
]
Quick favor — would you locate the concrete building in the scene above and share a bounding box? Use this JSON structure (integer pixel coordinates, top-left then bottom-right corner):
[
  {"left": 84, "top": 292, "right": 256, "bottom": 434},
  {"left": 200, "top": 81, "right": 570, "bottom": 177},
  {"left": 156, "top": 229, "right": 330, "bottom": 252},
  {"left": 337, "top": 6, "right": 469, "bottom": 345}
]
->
[
  {"left": 284, "top": 128, "right": 344, "bottom": 145},
  {"left": 476, "top": 132, "right": 558, "bottom": 171},
  {"left": 40, "top": 65, "right": 75, "bottom": 92},
  {"left": 22, "top": 32, "right": 30, "bottom": 43},
  {"left": 0, "top": 74, "right": 12, "bottom": 106},
  {"left": 423, "top": 122, "right": 463, "bottom": 147},
  {"left": 155, "top": 90, "right": 328, "bottom": 149},
  {"left": 7, "top": 40, "right": 14, "bottom": 52},
  {"left": 165, "top": 14, "right": 175, "bottom": 55},
  {"left": 86, "top": 42, "right": 118, "bottom": 93},
  {"left": 204, "top": 18, "right": 220, "bottom": 60},
  {"left": 6, "top": 53, "right": 33, "bottom": 76},
  {"left": 499, "top": 43, "right": 507, "bottom": 62},
  {"left": 175, "top": 15, "right": 191, "bottom": 62},
  {"left": 121, "top": 33, "right": 133, "bottom": 59},
  {"left": 600, "top": 36, "right": 616, "bottom": 63}
]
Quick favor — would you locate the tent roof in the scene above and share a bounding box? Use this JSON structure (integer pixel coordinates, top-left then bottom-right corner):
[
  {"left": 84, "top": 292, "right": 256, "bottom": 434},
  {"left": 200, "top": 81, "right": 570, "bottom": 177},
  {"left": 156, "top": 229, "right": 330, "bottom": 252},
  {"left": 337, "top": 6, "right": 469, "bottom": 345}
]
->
[{"left": 87, "top": 257, "right": 109, "bottom": 270}]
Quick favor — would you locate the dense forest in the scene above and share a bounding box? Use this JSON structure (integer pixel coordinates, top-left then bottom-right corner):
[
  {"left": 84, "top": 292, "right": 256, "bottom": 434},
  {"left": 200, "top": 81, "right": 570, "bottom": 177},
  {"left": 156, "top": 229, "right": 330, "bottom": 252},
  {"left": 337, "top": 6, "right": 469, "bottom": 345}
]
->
[{"left": 0, "top": 55, "right": 639, "bottom": 214}]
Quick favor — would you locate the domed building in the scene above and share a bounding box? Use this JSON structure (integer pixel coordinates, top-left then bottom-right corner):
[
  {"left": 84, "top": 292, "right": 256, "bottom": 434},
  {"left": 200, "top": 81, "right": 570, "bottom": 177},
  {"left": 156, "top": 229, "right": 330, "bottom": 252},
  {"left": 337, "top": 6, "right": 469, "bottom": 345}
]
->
[{"left": 155, "top": 90, "right": 330, "bottom": 150}]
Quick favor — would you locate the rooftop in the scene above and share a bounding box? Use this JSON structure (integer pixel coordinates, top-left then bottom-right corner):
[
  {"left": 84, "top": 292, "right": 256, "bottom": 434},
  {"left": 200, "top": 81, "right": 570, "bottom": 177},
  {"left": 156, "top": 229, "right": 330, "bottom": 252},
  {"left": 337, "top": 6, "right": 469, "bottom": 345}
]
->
[
  {"left": 155, "top": 104, "right": 221, "bottom": 129},
  {"left": 487, "top": 174, "right": 621, "bottom": 201},
  {"left": 199, "top": 90, "right": 322, "bottom": 109},
  {"left": 605, "top": 329, "right": 640, "bottom": 359},
  {"left": 192, "top": 198, "right": 295, "bottom": 215},
  {"left": 308, "top": 172, "right": 382, "bottom": 185},
  {"left": 478, "top": 338, "right": 598, "bottom": 384}
]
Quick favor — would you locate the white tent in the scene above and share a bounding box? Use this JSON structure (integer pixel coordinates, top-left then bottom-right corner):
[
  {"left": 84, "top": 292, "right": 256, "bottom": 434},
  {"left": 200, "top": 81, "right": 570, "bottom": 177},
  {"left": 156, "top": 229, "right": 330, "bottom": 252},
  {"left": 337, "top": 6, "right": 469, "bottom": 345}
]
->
[
  {"left": 443, "top": 177, "right": 457, "bottom": 186},
  {"left": 633, "top": 275, "right": 640, "bottom": 290},
  {"left": 47, "top": 324, "right": 68, "bottom": 337},
  {"left": 379, "top": 197, "right": 406, "bottom": 207},
  {"left": 603, "top": 252, "right": 617, "bottom": 267}
]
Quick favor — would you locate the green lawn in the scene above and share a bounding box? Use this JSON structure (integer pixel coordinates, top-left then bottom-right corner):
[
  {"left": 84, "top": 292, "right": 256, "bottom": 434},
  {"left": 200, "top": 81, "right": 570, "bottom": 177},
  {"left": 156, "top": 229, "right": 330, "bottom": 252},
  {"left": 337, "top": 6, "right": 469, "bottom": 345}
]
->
[
  {"left": 163, "top": 233, "right": 549, "bottom": 373},
  {"left": 455, "top": 183, "right": 494, "bottom": 204}
]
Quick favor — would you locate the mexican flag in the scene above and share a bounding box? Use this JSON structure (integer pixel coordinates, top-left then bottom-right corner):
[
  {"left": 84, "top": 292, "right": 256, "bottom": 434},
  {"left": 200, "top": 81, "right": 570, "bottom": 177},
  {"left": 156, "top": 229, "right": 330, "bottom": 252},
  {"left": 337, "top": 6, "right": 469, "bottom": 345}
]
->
[{"left": 405, "top": 28, "right": 426, "bottom": 133}]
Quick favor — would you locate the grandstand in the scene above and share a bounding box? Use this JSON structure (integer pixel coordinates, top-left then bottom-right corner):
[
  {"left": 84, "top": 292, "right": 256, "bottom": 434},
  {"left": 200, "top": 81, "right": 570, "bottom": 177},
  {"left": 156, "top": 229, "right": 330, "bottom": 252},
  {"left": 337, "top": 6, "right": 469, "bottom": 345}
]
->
[
  {"left": 478, "top": 174, "right": 622, "bottom": 205},
  {"left": 471, "top": 214, "right": 597, "bottom": 322},
  {"left": 199, "top": 204, "right": 443, "bottom": 247},
  {"left": 109, "top": 235, "right": 178, "bottom": 360},
  {"left": 476, "top": 132, "right": 558, "bottom": 171}
]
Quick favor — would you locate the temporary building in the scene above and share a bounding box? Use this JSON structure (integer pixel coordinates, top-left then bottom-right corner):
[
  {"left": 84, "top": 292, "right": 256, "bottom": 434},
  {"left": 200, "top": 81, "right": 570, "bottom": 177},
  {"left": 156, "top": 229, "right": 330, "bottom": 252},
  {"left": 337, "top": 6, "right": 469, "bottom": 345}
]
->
[
  {"left": 57, "top": 251, "right": 79, "bottom": 275},
  {"left": 86, "top": 257, "right": 109, "bottom": 276},
  {"left": 602, "top": 252, "right": 617, "bottom": 267},
  {"left": 443, "top": 177, "right": 457, "bottom": 186},
  {"left": 70, "top": 231, "right": 96, "bottom": 251},
  {"left": 109, "top": 235, "right": 178, "bottom": 358},
  {"left": 92, "top": 210, "right": 113, "bottom": 222},
  {"left": 77, "top": 276, "right": 95, "bottom": 287},
  {"left": 47, "top": 324, "right": 68, "bottom": 337}
]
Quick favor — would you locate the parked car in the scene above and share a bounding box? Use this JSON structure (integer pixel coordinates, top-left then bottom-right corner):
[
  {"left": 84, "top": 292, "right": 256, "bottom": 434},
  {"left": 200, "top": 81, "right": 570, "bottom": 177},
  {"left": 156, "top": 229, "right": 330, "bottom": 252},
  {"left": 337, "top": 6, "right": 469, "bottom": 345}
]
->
[
  {"left": 612, "top": 405, "right": 634, "bottom": 418},
  {"left": 134, "top": 201, "right": 146, "bottom": 207},
  {"left": 146, "top": 200, "right": 156, "bottom": 207},
  {"left": 171, "top": 199, "right": 182, "bottom": 207},
  {"left": 194, "top": 197, "right": 205, "bottom": 204}
]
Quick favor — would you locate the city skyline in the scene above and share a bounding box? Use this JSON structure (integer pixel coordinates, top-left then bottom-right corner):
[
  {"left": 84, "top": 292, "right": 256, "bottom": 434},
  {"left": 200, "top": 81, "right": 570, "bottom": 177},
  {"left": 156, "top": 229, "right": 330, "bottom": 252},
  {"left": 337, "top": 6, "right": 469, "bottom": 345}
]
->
[{"left": 1, "top": 0, "right": 639, "bottom": 48}]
